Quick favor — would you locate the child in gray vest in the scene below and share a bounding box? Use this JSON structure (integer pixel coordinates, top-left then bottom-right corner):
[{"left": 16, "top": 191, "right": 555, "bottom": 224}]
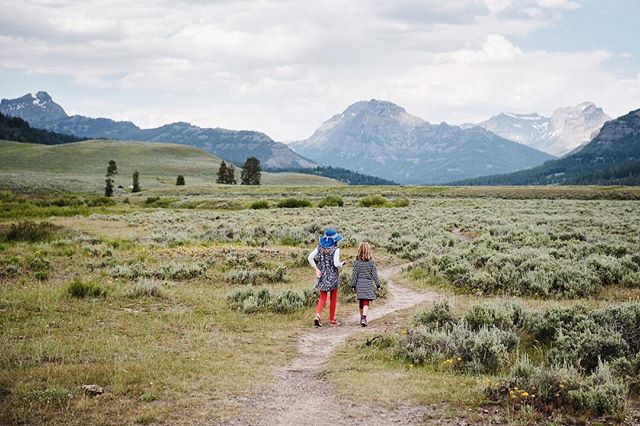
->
[{"left": 351, "top": 242, "right": 381, "bottom": 326}]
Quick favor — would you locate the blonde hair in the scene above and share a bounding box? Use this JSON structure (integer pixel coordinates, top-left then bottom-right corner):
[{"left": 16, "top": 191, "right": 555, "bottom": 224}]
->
[{"left": 356, "top": 242, "right": 372, "bottom": 261}]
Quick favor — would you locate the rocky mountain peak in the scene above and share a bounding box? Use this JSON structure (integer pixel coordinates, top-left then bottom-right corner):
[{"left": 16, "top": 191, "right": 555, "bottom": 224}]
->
[
  {"left": 1, "top": 91, "right": 68, "bottom": 126},
  {"left": 474, "top": 102, "right": 610, "bottom": 156}
]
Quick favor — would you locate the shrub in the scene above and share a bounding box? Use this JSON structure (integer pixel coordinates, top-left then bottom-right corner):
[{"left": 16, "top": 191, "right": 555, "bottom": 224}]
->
[
  {"left": 359, "top": 195, "right": 387, "bottom": 207},
  {"left": 228, "top": 288, "right": 255, "bottom": 310},
  {"left": 144, "top": 197, "right": 175, "bottom": 208},
  {"left": 302, "top": 288, "right": 319, "bottom": 307},
  {"left": 155, "top": 262, "right": 206, "bottom": 280},
  {"left": 176, "top": 175, "right": 185, "bottom": 186},
  {"left": 229, "top": 288, "right": 307, "bottom": 314},
  {"left": 3, "top": 220, "right": 61, "bottom": 242},
  {"left": 463, "top": 302, "right": 526, "bottom": 331},
  {"left": 122, "top": 278, "right": 164, "bottom": 298},
  {"left": 391, "top": 197, "right": 410, "bottom": 207},
  {"left": 487, "top": 358, "right": 627, "bottom": 418},
  {"left": 273, "top": 290, "right": 304, "bottom": 313},
  {"left": 86, "top": 197, "right": 116, "bottom": 207},
  {"left": 250, "top": 200, "right": 270, "bottom": 209},
  {"left": 317, "top": 195, "right": 344, "bottom": 207},
  {"left": 277, "top": 198, "right": 311, "bottom": 208},
  {"left": 65, "top": 278, "right": 108, "bottom": 299},
  {"left": 402, "top": 322, "right": 519, "bottom": 373},
  {"left": 414, "top": 300, "right": 456, "bottom": 329}
]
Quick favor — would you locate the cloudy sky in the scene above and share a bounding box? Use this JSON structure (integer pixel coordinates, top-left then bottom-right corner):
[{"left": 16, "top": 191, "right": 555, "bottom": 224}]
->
[{"left": 1, "top": 0, "right": 639, "bottom": 141}]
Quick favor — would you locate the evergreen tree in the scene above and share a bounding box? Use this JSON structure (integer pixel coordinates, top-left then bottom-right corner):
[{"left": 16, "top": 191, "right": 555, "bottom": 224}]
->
[
  {"left": 226, "top": 164, "right": 237, "bottom": 184},
  {"left": 107, "top": 160, "right": 118, "bottom": 177},
  {"left": 105, "top": 178, "right": 114, "bottom": 197},
  {"left": 241, "top": 157, "right": 261, "bottom": 185},
  {"left": 176, "top": 175, "right": 185, "bottom": 186},
  {"left": 217, "top": 161, "right": 228, "bottom": 184},
  {"left": 132, "top": 171, "right": 141, "bottom": 193}
]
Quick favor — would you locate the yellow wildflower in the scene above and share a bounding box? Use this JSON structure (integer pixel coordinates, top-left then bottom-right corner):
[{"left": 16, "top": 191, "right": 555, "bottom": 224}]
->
[{"left": 521, "top": 392, "right": 529, "bottom": 397}]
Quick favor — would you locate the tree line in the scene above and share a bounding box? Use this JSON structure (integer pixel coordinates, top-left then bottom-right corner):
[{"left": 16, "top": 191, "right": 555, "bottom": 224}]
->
[{"left": 104, "top": 156, "right": 261, "bottom": 196}]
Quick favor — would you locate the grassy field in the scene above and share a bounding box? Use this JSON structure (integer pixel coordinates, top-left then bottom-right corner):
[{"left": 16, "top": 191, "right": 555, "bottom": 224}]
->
[
  {"left": 0, "top": 140, "right": 342, "bottom": 193},
  {"left": 1, "top": 183, "right": 640, "bottom": 424}
]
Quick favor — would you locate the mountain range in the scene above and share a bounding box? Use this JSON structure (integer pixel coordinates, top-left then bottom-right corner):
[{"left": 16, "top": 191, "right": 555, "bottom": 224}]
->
[
  {"left": 290, "top": 100, "right": 554, "bottom": 184},
  {"left": 456, "top": 108, "right": 640, "bottom": 186},
  {"left": 464, "top": 102, "right": 611, "bottom": 156},
  {"left": 0, "top": 92, "right": 315, "bottom": 169}
]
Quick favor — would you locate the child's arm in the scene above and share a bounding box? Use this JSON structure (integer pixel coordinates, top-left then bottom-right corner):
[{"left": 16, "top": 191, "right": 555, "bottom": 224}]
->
[
  {"left": 351, "top": 262, "right": 358, "bottom": 292},
  {"left": 308, "top": 247, "right": 321, "bottom": 278},
  {"left": 333, "top": 248, "right": 347, "bottom": 268},
  {"left": 372, "top": 261, "right": 381, "bottom": 289}
]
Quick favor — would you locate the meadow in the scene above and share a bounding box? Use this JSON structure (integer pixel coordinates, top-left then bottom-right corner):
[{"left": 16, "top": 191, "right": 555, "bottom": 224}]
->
[{"left": 1, "top": 184, "right": 640, "bottom": 424}]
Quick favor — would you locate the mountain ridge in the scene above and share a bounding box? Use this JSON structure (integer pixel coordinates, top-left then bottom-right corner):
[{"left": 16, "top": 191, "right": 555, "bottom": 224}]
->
[
  {"left": 0, "top": 92, "right": 315, "bottom": 169},
  {"left": 467, "top": 102, "right": 611, "bottom": 156},
  {"left": 291, "top": 99, "right": 554, "bottom": 184},
  {"left": 454, "top": 108, "right": 640, "bottom": 186}
]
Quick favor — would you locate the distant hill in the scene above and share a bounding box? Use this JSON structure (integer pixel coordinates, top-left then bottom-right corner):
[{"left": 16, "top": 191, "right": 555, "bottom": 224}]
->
[
  {"left": 465, "top": 102, "right": 611, "bottom": 156},
  {"left": 0, "top": 92, "right": 316, "bottom": 169},
  {"left": 269, "top": 166, "right": 397, "bottom": 185},
  {"left": 455, "top": 108, "right": 640, "bottom": 186},
  {"left": 290, "top": 99, "right": 554, "bottom": 184},
  {"left": 0, "top": 139, "right": 340, "bottom": 193},
  {"left": 0, "top": 112, "right": 85, "bottom": 145}
]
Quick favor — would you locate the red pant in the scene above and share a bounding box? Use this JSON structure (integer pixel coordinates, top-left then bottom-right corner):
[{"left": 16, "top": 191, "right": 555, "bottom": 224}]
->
[
  {"left": 358, "top": 299, "right": 370, "bottom": 309},
  {"left": 316, "top": 289, "right": 338, "bottom": 321}
]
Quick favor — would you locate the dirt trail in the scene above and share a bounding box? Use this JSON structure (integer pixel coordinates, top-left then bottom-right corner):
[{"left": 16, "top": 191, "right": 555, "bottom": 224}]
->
[{"left": 227, "top": 263, "right": 440, "bottom": 425}]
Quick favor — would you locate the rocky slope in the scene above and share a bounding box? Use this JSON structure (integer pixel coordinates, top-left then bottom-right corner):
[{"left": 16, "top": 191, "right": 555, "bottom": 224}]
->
[
  {"left": 290, "top": 99, "right": 553, "bottom": 184},
  {"left": 469, "top": 102, "right": 611, "bottom": 156},
  {"left": 456, "top": 108, "right": 640, "bottom": 185},
  {"left": 0, "top": 92, "right": 315, "bottom": 169}
]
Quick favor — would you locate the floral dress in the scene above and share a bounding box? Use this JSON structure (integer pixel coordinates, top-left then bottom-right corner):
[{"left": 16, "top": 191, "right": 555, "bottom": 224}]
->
[{"left": 314, "top": 245, "right": 340, "bottom": 292}]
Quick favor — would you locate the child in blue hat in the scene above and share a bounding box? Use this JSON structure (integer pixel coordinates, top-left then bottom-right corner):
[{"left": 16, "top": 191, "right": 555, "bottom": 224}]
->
[{"left": 308, "top": 229, "right": 347, "bottom": 326}]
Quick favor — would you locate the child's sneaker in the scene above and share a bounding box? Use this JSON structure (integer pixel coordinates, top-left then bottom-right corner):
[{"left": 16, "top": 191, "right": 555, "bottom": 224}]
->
[
  {"left": 329, "top": 320, "right": 341, "bottom": 327},
  {"left": 314, "top": 314, "right": 322, "bottom": 327},
  {"left": 361, "top": 316, "right": 368, "bottom": 327}
]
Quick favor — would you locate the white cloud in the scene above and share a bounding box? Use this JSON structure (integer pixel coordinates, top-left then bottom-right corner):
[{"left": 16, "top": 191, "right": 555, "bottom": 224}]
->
[{"left": 0, "top": 0, "right": 636, "bottom": 140}]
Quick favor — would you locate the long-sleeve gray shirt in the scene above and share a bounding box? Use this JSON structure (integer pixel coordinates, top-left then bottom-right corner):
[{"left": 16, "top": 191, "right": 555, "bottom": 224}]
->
[{"left": 351, "top": 259, "right": 381, "bottom": 300}]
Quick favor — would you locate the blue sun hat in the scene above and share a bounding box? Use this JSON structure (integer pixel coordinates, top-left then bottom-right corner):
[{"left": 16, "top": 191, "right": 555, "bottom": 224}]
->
[{"left": 319, "top": 228, "right": 343, "bottom": 248}]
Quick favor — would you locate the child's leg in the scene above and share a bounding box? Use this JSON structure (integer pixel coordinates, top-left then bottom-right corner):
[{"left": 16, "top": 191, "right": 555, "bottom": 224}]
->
[
  {"left": 329, "top": 289, "right": 338, "bottom": 321},
  {"left": 316, "top": 291, "right": 328, "bottom": 315},
  {"left": 358, "top": 299, "right": 364, "bottom": 317},
  {"left": 362, "top": 300, "right": 370, "bottom": 317}
]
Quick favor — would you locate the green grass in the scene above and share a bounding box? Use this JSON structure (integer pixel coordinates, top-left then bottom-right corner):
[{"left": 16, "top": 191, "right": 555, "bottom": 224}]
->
[{"left": 0, "top": 140, "right": 342, "bottom": 193}]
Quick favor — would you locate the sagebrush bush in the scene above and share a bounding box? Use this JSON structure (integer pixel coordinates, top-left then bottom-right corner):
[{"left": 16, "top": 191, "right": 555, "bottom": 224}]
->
[
  {"left": 122, "top": 278, "right": 164, "bottom": 299},
  {"left": 317, "top": 195, "right": 344, "bottom": 207},
  {"left": 487, "top": 358, "right": 627, "bottom": 418},
  {"left": 250, "top": 200, "right": 270, "bottom": 209},
  {"left": 402, "top": 322, "right": 519, "bottom": 373},
  {"left": 277, "top": 198, "right": 311, "bottom": 208},
  {"left": 359, "top": 195, "right": 387, "bottom": 208},
  {"left": 413, "top": 300, "right": 456, "bottom": 329},
  {"left": 65, "top": 279, "right": 108, "bottom": 299},
  {"left": 391, "top": 197, "right": 410, "bottom": 207},
  {"left": 273, "top": 290, "right": 305, "bottom": 313},
  {"left": 464, "top": 302, "right": 526, "bottom": 331},
  {"left": 2, "top": 220, "right": 61, "bottom": 242},
  {"left": 225, "top": 265, "right": 290, "bottom": 285},
  {"left": 228, "top": 288, "right": 308, "bottom": 314}
]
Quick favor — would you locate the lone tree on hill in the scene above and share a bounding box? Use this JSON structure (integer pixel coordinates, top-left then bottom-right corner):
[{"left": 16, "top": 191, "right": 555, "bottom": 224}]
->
[
  {"left": 176, "top": 175, "right": 185, "bottom": 186},
  {"left": 226, "top": 164, "right": 237, "bottom": 184},
  {"left": 107, "top": 160, "right": 118, "bottom": 176},
  {"left": 132, "top": 171, "right": 141, "bottom": 193},
  {"left": 105, "top": 177, "right": 114, "bottom": 197},
  {"left": 241, "top": 157, "right": 261, "bottom": 185},
  {"left": 217, "top": 161, "right": 228, "bottom": 184}
]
